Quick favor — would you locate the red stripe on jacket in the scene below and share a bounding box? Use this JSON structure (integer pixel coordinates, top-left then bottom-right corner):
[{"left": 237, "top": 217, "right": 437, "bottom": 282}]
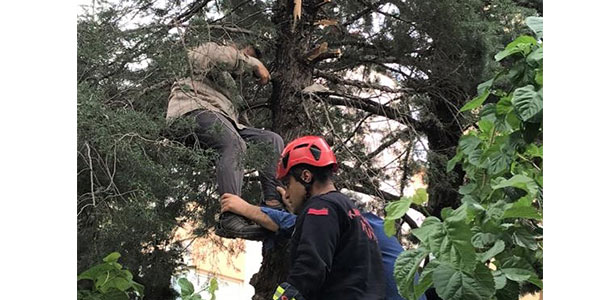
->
[{"left": 307, "top": 208, "right": 329, "bottom": 216}]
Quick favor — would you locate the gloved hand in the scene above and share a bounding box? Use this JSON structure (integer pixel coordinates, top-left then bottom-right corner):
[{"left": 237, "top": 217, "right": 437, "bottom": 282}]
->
[{"left": 272, "top": 282, "right": 305, "bottom": 300}]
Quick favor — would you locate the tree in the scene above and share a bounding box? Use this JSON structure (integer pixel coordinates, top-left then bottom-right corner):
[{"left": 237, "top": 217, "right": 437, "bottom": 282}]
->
[{"left": 77, "top": 0, "right": 539, "bottom": 298}]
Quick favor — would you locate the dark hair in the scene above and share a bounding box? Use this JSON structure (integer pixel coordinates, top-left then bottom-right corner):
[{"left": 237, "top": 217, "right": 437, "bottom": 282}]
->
[{"left": 289, "top": 163, "right": 334, "bottom": 185}]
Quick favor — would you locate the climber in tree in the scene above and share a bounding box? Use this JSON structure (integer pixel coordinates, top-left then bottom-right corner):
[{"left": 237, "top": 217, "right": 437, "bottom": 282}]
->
[{"left": 166, "top": 41, "right": 284, "bottom": 240}]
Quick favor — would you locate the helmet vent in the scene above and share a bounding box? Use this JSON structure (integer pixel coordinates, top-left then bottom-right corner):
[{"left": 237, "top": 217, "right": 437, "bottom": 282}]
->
[
  {"left": 309, "top": 145, "right": 321, "bottom": 160},
  {"left": 293, "top": 143, "right": 309, "bottom": 149},
  {"left": 281, "top": 152, "right": 290, "bottom": 169}
]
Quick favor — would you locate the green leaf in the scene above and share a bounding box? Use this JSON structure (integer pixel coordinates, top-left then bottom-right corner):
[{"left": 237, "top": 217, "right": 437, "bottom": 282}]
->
[
  {"left": 447, "top": 152, "right": 463, "bottom": 173},
  {"left": 460, "top": 90, "right": 490, "bottom": 112},
  {"left": 178, "top": 278, "right": 195, "bottom": 297},
  {"left": 131, "top": 281, "right": 145, "bottom": 298},
  {"left": 458, "top": 183, "right": 477, "bottom": 195},
  {"left": 512, "top": 227, "right": 539, "bottom": 250},
  {"left": 413, "top": 188, "right": 429, "bottom": 205},
  {"left": 526, "top": 144, "right": 543, "bottom": 158},
  {"left": 78, "top": 263, "right": 114, "bottom": 281},
  {"left": 535, "top": 69, "right": 543, "bottom": 85},
  {"left": 209, "top": 277, "right": 219, "bottom": 300},
  {"left": 190, "top": 295, "right": 204, "bottom": 300},
  {"left": 512, "top": 85, "right": 543, "bottom": 122},
  {"left": 495, "top": 36, "right": 538, "bottom": 61},
  {"left": 502, "top": 268, "right": 534, "bottom": 282},
  {"left": 492, "top": 174, "right": 538, "bottom": 196},
  {"left": 412, "top": 217, "right": 445, "bottom": 253},
  {"left": 503, "top": 205, "right": 542, "bottom": 220},
  {"left": 385, "top": 197, "right": 412, "bottom": 220},
  {"left": 414, "top": 260, "right": 439, "bottom": 298},
  {"left": 102, "top": 276, "right": 132, "bottom": 292},
  {"left": 479, "top": 240, "right": 505, "bottom": 262},
  {"left": 440, "top": 220, "right": 477, "bottom": 272},
  {"left": 492, "top": 270, "right": 507, "bottom": 290},
  {"left": 459, "top": 135, "right": 481, "bottom": 155},
  {"left": 394, "top": 247, "right": 430, "bottom": 300},
  {"left": 471, "top": 232, "right": 496, "bottom": 248},
  {"left": 103, "top": 252, "right": 121, "bottom": 263},
  {"left": 383, "top": 218, "right": 397, "bottom": 237},
  {"left": 526, "top": 47, "right": 543, "bottom": 65},
  {"left": 477, "top": 79, "right": 494, "bottom": 96},
  {"left": 526, "top": 17, "right": 543, "bottom": 39},
  {"left": 496, "top": 96, "right": 513, "bottom": 115},
  {"left": 432, "top": 263, "right": 495, "bottom": 300},
  {"left": 486, "top": 151, "right": 511, "bottom": 175},
  {"left": 496, "top": 279, "right": 520, "bottom": 300}
]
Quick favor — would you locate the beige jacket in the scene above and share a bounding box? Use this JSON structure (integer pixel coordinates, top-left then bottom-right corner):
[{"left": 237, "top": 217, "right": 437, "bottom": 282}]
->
[{"left": 166, "top": 42, "right": 264, "bottom": 129}]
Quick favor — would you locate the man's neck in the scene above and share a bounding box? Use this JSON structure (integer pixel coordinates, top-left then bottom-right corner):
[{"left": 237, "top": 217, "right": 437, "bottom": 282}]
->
[{"left": 310, "top": 181, "right": 336, "bottom": 196}]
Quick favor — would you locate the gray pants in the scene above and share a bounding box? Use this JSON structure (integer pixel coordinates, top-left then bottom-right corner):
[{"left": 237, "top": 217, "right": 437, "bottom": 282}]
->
[{"left": 191, "top": 110, "right": 284, "bottom": 203}]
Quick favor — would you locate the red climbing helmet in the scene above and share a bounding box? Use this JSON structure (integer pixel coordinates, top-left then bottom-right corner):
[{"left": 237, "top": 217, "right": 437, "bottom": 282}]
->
[{"left": 276, "top": 136, "right": 338, "bottom": 180}]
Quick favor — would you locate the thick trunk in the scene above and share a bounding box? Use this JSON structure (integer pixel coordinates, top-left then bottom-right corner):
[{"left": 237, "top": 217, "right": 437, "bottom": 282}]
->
[
  {"left": 250, "top": 1, "right": 314, "bottom": 298},
  {"left": 422, "top": 92, "right": 466, "bottom": 218}
]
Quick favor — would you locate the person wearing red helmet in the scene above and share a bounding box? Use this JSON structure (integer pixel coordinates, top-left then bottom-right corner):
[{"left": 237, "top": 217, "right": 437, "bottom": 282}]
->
[{"left": 270, "top": 135, "right": 385, "bottom": 300}]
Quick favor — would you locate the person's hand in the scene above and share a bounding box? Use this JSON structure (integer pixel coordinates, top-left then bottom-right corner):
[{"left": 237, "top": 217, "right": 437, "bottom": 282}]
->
[
  {"left": 276, "top": 186, "right": 291, "bottom": 211},
  {"left": 220, "top": 193, "right": 251, "bottom": 216},
  {"left": 254, "top": 63, "right": 270, "bottom": 85}
]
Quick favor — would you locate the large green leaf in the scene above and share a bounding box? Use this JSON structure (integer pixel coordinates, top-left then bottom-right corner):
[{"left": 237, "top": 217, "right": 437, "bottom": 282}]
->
[
  {"left": 412, "top": 217, "right": 445, "bottom": 253},
  {"left": 492, "top": 174, "right": 538, "bottom": 196},
  {"left": 394, "top": 248, "right": 430, "bottom": 300},
  {"left": 78, "top": 263, "right": 114, "bottom": 281},
  {"left": 440, "top": 220, "right": 477, "bottom": 272},
  {"left": 526, "top": 17, "right": 543, "bottom": 39},
  {"left": 495, "top": 36, "right": 538, "bottom": 61},
  {"left": 471, "top": 232, "right": 496, "bottom": 248},
  {"left": 502, "top": 268, "right": 543, "bottom": 288},
  {"left": 447, "top": 152, "right": 463, "bottom": 172},
  {"left": 459, "top": 135, "right": 481, "bottom": 155},
  {"left": 486, "top": 151, "right": 511, "bottom": 175},
  {"left": 103, "top": 252, "right": 121, "bottom": 263},
  {"left": 386, "top": 197, "right": 412, "bottom": 220},
  {"left": 413, "top": 188, "right": 429, "bottom": 205},
  {"left": 526, "top": 47, "right": 543, "bottom": 65},
  {"left": 503, "top": 205, "right": 542, "bottom": 220},
  {"left": 414, "top": 260, "right": 439, "bottom": 298},
  {"left": 492, "top": 270, "right": 507, "bottom": 290},
  {"left": 384, "top": 197, "right": 412, "bottom": 236},
  {"left": 432, "top": 263, "right": 495, "bottom": 300},
  {"left": 512, "top": 227, "right": 539, "bottom": 250},
  {"left": 178, "top": 278, "right": 195, "bottom": 297},
  {"left": 460, "top": 90, "right": 490, "bottom": 112},
  {"left": 512, "top": 85, "right": 543, "bottom": 122},
  {"left": 479, "top": 240, "right": 505, "bottom": 262}
]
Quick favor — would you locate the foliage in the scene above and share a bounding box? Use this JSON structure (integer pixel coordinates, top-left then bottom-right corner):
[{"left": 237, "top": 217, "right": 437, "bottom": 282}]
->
[
  {"left": 77, "top": 252, "right": 145, "bottom": 300},
  {"left": 386, "top": 17, "right": 543, "bottom": 300},
  {"left": 176, "top": 277, "right": 219, "bottom": 300}
]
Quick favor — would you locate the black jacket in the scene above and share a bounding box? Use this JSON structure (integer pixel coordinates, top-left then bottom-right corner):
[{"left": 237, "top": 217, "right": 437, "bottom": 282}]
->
[{"left": 287, "top": 191, "right": 385, "bottom": 300}]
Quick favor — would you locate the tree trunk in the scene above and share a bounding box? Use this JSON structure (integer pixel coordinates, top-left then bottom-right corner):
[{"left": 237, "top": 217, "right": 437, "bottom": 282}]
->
[{"left": 250, "top": 1, "right": 314, "bottom": 298}]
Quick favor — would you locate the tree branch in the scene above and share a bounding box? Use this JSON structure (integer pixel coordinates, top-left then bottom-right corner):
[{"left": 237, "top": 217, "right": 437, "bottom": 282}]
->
[
  {"left": 170, "top": 0, "right": 213, "bottom": 25},
  {"left": 314, "top": 69, "right": 412, "bottom": 94},
  {"left": 311, "top": 92, "right": 425, "bottom": 132}
]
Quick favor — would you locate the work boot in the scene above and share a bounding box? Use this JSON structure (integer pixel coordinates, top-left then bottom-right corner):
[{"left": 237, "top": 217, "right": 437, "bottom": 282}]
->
[{"left": 215, "top": 212, "right": 269, "bottom": 241}]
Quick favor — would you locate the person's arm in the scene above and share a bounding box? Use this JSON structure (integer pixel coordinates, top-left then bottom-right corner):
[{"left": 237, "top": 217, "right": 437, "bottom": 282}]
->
[
  {"left": 220, "top": 193, "right": 279, "bottom": 232},
  {"left": 188, "top": 42, "right": 269, "bottom": 84}
]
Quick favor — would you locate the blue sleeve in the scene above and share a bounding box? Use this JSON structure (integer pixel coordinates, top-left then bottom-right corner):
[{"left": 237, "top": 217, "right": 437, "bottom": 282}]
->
[{"left": 260, "top": 207, "right": 297, "bottom": 231}]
